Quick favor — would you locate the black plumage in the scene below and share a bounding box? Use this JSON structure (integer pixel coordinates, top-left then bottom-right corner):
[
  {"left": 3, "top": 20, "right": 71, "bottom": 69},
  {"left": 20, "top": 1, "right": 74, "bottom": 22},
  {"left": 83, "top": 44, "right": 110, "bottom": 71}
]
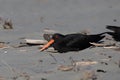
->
[
  {"left": 106, "top": 25, "right": 120, "bottom": 41},
  {"left": 41, "top": 33, "right": 105, "bottom": 53}
]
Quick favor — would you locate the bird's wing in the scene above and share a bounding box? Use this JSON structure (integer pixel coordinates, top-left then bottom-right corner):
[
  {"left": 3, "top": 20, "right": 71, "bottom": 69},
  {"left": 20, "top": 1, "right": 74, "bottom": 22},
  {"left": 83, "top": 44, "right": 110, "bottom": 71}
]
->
[
  {"left": 58, "top": 34, "right": 75, "bottom": 44},
  {"left": 65, "top": 35, "right": 86, "bottom": 47}
]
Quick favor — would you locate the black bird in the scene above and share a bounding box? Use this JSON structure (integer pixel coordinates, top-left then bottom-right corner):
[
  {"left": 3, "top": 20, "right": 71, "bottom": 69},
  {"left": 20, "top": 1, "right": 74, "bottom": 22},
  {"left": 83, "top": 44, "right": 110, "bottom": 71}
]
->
[
  {"left": 40, "top": 33, "right": 105, "bottom": 53},
  {"left": 106, "top": 25, "right": 120, "bottom": 41}
]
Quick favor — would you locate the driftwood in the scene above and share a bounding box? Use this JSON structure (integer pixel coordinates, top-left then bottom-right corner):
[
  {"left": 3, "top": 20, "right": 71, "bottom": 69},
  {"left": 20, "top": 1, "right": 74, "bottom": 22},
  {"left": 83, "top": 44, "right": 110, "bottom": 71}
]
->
[
  {"left": 58, "top": 65, "right": 73, "bottom": 71},
  {"left": 57, "top": 61, "right": 98, "bottom": 72},
  {"left": 0, "top": 42, "right": 10, "bottom": 49},
  {"left": 90, "top": 42, "right": 115, "bottom": 47},
  {"left": 73, "top": 61, "right": 98, "bottom": 66},
  {"left": 103, "top": 46, "right": 119, "bottom": 49},
  {"left": 24, "top": 39, "right": 48, "bottom": 45},
  {"left": 90, "top": 42, "right": 120, "bottom": 50}
]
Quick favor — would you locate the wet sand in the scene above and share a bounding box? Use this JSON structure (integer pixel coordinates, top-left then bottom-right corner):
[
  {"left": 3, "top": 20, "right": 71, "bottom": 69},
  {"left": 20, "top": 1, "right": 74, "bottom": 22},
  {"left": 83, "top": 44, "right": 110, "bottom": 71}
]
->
[{"left": 0, "top": 0, "right": 120, "bottom": 80}]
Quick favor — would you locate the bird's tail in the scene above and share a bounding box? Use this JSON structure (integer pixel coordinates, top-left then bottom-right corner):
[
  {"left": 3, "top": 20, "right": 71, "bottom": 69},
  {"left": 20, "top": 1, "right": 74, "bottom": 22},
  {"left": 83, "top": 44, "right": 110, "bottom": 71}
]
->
[
  {"left": 106, "top": 25, "right": 120, "bottom": 32},
  {"left": 89, "top": 32, "right": 106, "bottom": 42}
]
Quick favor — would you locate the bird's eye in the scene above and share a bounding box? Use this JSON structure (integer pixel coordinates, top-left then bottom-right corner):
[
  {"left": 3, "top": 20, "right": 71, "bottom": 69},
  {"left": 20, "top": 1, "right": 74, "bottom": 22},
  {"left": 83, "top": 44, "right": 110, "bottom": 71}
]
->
[{"left": 55, "top": 35, "right": 59, "bottom": 39}]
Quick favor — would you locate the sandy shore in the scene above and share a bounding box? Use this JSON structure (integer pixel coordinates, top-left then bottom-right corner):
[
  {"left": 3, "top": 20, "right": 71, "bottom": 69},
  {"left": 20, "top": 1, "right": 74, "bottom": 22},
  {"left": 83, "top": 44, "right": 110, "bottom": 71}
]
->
[{"left": 0, "top": 0, "right": 120, "bottom": 80}]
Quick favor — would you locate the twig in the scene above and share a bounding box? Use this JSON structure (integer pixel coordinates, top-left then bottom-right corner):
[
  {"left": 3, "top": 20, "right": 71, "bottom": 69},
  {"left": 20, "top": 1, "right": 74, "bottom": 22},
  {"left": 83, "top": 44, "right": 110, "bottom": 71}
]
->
[{"left": 48, "top": 53, "right": 57, "bottom": 63}]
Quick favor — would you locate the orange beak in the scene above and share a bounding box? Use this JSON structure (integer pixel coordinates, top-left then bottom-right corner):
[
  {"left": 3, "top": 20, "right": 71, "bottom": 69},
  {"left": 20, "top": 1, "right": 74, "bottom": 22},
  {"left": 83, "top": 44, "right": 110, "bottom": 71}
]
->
[{"left": 40, "top": 39, "right": 54, "bottom": 51}]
